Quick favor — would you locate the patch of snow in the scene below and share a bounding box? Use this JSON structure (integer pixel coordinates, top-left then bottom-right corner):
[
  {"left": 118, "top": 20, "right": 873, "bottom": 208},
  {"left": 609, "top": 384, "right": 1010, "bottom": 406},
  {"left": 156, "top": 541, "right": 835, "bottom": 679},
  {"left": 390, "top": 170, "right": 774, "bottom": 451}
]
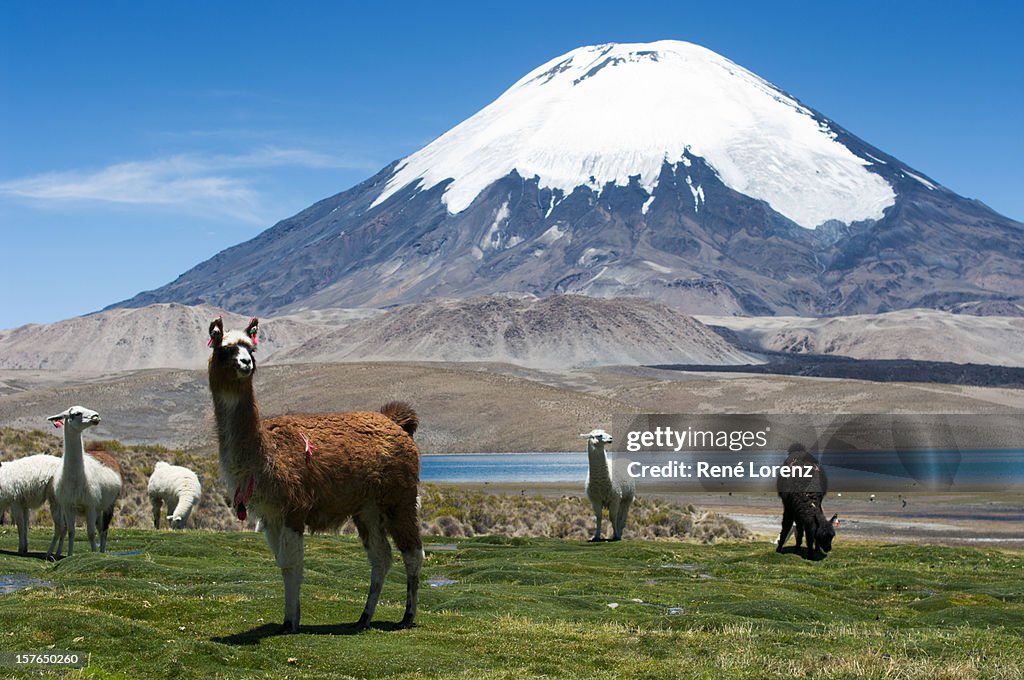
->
[
  {"left": 481, "top": 200, "right": 510, "bottom": 250},
  {"left": 372, "top": 40, "right": 895, "bottom": 229},
  {"left": 686, "top": 175, "right": 704, "bottom": 212},
  {"left": 903, "top": 169, "right": 937, "bottom": 190},
  {"left": 641, "top": 194, "right": 656, "bottom": 215},
  {"left": 544, "top": 193, "right": 558, "bottom": 218}
]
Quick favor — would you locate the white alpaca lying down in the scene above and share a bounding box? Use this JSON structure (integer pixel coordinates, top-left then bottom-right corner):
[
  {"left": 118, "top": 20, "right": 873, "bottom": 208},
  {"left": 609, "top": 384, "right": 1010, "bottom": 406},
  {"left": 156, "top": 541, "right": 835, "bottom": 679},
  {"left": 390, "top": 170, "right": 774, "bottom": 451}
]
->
[
  {"left": 148, "top": 461, "right": 202, "bottom": 529},
  {"left": 0, "top": 454, "right": 65, "bottom": 555}
]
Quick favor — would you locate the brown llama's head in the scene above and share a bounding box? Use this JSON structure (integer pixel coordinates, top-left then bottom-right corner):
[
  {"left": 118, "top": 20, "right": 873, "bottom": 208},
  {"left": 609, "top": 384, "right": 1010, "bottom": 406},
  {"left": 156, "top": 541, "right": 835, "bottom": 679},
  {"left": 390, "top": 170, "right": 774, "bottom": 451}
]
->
[{"left": 208, "top": 317, "right": 259, "bottom": 389}]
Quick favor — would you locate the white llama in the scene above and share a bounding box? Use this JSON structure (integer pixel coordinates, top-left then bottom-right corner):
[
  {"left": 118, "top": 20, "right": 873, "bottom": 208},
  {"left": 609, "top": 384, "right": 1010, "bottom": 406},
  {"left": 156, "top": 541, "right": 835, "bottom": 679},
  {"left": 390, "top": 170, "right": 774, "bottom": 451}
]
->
[
  {"left": 0, "top": 454, "right": 65, "bottom": 555},
  {"left": 46, "top": 406, "right": 123, "bottom": 557},
  {"left": 582, "top": 429, "right": 635, "bottom": 541},
  {"left": 148, "top": 461, "right": 202, "bottom": 529}
]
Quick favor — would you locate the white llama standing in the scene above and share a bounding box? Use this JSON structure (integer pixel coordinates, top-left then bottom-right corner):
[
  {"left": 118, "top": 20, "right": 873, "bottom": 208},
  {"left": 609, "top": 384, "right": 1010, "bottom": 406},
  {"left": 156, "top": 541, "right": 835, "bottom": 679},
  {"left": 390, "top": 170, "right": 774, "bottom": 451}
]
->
[
  {"left": 0, "top": 454, "right": 65, "bottom": 555},
  {"left": 582, "top": 429, "right": 635, "bottom": 541},
  {"left": 47, "top": 406, "right": 122, "bottom": 557}
]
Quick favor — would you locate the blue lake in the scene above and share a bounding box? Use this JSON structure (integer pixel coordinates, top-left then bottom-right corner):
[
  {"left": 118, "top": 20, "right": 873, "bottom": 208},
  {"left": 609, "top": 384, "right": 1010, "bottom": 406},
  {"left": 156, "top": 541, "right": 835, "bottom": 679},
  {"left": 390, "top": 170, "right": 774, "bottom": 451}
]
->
[
  {"left": 422, "top": 453, "right": 586, "bottom": 483},
  {"left": 421, "top": 450, "right": 1024, "bottom": 491}
]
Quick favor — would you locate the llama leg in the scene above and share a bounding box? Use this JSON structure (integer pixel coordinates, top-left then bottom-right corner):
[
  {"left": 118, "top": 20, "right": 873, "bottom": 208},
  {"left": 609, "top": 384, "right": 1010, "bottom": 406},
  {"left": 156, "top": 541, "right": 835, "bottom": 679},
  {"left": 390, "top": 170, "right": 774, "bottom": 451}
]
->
[
  {"left": 613, "top": 496, "right": 633, "bottom": 541},
  {"left": 275, "top": 525, "right": 305, "bottom": 633},
  {"left": 387, "top": 507, "right": 423, "bottom": 628},
  {"left": 64, "top": 508, "right": 77, "bottom": 557},
  {"left": 263, "top": 519, "right": 304, "bottom": 633},
  {"left": 589, "top": 500, "right": 604, "bottom": 542},
  {"left": 99, "top": 507, "right": 114, "bottom": 553},
  {"left": 776, "top": 507, "right": 794, "bottom": 552},
  {"left": 46, "top": 500, "right": 64, "bottom": 559},
  {"left": 607, "top": 498, "right": 623, "bottom": 541},
  {"left": 152, "top": 499, "right": 162, "bottom": 529},
  {"left": 354, "top": 509, "right": 393, "bottom": 630},
  {"left": 85, "top": 506, "right": 98, "bottom": 552},
  {"left": 12, "top": 504, "right": 29, "bottom": 555},
  {"left": 794, "top": 523, "right": 805, "bottom": 552}
]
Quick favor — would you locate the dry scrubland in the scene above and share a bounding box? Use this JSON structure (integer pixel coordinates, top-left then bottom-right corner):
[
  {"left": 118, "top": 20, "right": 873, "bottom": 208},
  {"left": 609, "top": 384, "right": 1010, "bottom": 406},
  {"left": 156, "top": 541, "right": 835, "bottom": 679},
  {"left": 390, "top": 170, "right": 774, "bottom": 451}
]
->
[{"left": 2, "top": 362, "right": 1023, "bottom": 453}]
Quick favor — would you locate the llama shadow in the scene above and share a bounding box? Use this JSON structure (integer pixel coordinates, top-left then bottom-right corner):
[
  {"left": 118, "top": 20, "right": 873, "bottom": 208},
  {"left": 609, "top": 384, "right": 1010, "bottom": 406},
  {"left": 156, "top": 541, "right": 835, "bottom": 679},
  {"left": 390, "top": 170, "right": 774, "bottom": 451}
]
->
[
  {"left": 212, "top": 620, "right": 411, "bottom": 645},
  {"left": 0, "top": 548, "right": 61, "bottom": 562},
  {"left": 776, "top": 545, "right": 828, "bottom": 561}
]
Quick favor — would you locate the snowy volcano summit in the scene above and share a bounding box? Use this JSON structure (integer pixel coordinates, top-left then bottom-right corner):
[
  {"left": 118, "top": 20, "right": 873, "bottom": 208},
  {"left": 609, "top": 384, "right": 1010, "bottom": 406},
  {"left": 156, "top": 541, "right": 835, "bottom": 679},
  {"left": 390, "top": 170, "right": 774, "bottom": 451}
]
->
[
  {"left": 116, "top": 41, "right": 1024, "bottom": 317},
  {"left": 374, "top": 41, "right": 895, "bottom": 230}
]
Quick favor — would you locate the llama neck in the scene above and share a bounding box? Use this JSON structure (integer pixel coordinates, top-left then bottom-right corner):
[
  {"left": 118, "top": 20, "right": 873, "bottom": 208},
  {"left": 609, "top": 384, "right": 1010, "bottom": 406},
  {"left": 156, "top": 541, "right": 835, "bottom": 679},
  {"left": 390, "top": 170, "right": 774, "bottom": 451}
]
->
[
  {"left": 61, "top": 428, "right": 87, "bottom": 478},
  {"left": 172, "top": 493, "right": 197, "bottom": 519},
  {"left": 211, "top": 381, "right": 266, "bottom": 480},
  {"left": 587, "top": 443, "right": 612, "bottom": 483}
]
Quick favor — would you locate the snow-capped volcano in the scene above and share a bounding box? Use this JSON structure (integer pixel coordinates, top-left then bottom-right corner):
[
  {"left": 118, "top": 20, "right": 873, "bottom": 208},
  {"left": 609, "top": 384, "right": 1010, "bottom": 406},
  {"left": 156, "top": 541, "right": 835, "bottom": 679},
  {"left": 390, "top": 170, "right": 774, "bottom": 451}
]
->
[
  {"left": 373, "top": 41, "right": 895, "bottom": 230},
  {"left": 113, "top": 41, "right": 1024, "bottom": 318}
]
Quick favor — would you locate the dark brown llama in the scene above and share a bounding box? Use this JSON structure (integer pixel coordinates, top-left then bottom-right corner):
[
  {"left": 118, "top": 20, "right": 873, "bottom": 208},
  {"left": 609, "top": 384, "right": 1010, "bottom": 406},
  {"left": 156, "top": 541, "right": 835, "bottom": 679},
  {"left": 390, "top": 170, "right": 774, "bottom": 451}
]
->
[
  {"left": 776, "top": 443, "right": 837, "bottom": 558},
  {"left": 207, "top": 317, "right": 422, "bottom": 633}
]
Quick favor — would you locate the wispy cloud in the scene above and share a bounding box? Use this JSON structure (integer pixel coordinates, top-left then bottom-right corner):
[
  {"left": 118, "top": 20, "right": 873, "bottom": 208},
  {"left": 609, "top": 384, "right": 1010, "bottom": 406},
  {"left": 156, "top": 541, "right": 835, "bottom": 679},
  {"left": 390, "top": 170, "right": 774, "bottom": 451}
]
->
[{"left": 0, "top": 147, "right": 376, "bottom": 223}]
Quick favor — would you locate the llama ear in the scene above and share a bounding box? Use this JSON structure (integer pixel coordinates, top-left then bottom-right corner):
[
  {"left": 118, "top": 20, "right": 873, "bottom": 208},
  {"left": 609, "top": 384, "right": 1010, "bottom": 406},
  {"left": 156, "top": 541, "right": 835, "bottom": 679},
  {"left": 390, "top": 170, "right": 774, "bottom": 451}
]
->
[
  {"left": 830, "top": 513, "right": 839, "bottom": 526},
  {"left": 208, "top": 317, "right": 224, "bottom": 348},
  {"left": 245, "top": 317, "right": 259, "bottom": 345},
  {"left": 47, "top": 411, "right": 67, "bottom": 428}
]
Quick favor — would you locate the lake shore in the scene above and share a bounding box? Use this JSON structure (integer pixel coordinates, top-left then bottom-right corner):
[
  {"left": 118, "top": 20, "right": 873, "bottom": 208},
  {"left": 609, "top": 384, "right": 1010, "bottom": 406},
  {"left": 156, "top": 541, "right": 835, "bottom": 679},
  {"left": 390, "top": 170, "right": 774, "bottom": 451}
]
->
[{"left": 451, "top": 481, "right": 1024, "bottom": 548}]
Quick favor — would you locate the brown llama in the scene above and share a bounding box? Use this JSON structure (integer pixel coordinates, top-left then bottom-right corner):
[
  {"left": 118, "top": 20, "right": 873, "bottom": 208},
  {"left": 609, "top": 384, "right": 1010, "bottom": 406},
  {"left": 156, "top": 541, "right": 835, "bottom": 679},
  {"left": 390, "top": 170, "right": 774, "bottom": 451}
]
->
[{"left": 206, "top": 317, "right": 422, "bottom": 633}]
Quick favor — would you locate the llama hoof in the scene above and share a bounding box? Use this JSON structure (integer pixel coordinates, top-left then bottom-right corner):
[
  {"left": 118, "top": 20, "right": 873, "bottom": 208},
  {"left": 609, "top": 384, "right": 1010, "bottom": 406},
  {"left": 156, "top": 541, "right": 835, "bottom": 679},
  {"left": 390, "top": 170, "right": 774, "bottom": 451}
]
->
[
  {"left": 588, "top": 536, "right": 602, "bottom": 543},
  {"left": 775, "top": 545, "right": 784, "bottom": 553},
  {"left": 355, "top": 615, "right": 371, "bottom": 631},
  {"left": 277, "top": 621, "right": 299, "bottom": 635},
  {"left": 397, "top": 617, "right": 417, "bottom": 630},
  {"left": 610, "top": 536, "right": 622, "bottom": 542}
]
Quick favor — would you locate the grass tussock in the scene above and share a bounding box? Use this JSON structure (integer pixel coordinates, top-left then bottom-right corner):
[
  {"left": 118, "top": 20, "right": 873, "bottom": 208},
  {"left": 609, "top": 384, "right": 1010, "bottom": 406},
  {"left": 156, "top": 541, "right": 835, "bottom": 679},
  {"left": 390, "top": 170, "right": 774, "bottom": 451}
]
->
[{"left": 417, "top": 484, "right": 751, "bottom": 542}]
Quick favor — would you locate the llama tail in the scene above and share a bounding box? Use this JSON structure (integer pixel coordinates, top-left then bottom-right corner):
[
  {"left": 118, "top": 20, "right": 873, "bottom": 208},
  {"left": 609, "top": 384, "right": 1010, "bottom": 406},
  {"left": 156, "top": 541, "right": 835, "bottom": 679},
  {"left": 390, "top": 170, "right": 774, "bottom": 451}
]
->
[{"left": 381, "top": 401, "right": 418, "bottom": 437}]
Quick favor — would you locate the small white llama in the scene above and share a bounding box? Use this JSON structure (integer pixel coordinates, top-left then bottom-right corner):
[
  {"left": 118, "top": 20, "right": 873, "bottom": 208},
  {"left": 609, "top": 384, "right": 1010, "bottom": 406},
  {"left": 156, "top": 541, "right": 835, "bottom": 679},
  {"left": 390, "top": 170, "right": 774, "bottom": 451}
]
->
[
  {"left": 148, "top": 461, "right": 202, "bottom": 529},
  {"left": 582, "top": 428, "right": 635, "bottom": 541}
]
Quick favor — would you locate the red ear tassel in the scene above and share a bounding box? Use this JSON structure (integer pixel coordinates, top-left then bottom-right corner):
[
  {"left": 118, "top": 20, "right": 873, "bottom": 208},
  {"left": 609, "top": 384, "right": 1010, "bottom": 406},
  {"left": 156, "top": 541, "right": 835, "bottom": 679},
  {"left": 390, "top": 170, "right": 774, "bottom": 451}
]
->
[
  {"left": 248, "top": 318, "right": 258, "bottom": 346},
  {"left": 53, "top": 420, "right": 63, "bottom": 429},
  {"left": 207, "top": 337, "right": 214, "bottom": 348}
]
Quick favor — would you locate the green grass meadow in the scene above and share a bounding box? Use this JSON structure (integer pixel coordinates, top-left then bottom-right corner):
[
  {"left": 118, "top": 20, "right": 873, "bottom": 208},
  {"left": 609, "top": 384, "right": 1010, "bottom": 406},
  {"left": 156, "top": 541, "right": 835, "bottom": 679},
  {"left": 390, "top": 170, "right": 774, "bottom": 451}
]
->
[{"left": 1, "top": 528, "right": 1023, "bottom": 679}]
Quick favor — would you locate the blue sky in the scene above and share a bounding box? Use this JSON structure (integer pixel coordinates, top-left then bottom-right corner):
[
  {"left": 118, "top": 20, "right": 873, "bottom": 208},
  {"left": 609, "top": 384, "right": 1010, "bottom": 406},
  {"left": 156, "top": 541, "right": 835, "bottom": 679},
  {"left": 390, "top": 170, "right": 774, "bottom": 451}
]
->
[{"left": 2, "top": 1, "right": 1022, "bottom": 329}]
